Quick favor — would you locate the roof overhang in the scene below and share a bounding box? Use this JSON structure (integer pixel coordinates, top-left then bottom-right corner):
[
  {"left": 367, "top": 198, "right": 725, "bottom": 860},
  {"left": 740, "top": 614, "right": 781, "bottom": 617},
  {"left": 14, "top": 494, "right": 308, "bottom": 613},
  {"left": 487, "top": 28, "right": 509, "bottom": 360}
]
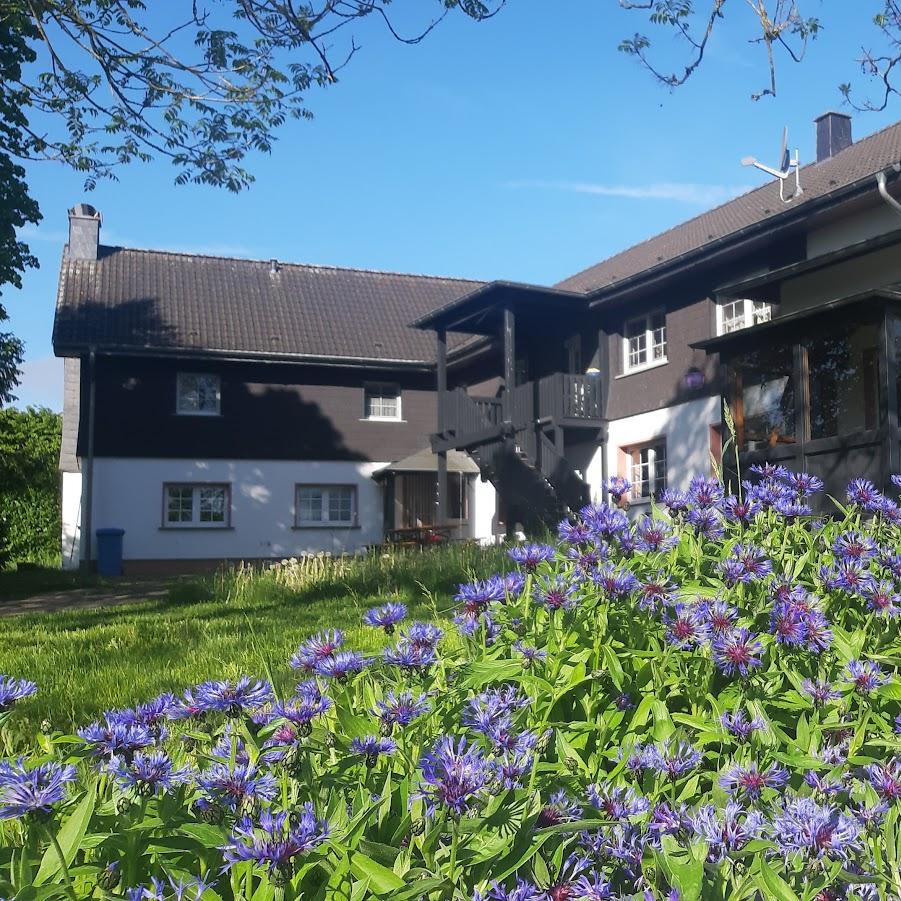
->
[
  {"left": 714, "top": 226, "right": 901, "bottom": 301},
  {"left": 586, "top": 167, "right": 901, "bottom": 310},
  {"left": 412, "top": 280, "right": 588, "bottom": 335},
  {"left": 691, "top": 288, "right": 901, "bottom": 354},
  {"left": 372, "top": 448, "right": 480, "bottom": 478}
]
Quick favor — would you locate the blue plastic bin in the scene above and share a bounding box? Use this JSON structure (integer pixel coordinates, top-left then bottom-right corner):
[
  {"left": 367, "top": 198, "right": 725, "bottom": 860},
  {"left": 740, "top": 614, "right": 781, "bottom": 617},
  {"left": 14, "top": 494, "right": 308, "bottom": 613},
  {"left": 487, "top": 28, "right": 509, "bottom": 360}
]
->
[{"left": 96, "top": 528, "right": 125, "bottom": 577}]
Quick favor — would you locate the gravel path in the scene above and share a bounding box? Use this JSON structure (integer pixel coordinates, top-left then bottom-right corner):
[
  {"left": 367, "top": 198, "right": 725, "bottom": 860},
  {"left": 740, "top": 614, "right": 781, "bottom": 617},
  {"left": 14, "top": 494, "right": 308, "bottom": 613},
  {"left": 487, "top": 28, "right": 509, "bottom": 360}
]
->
[{"left": 0, "top": 579, "right": 171, "bottom": 617}]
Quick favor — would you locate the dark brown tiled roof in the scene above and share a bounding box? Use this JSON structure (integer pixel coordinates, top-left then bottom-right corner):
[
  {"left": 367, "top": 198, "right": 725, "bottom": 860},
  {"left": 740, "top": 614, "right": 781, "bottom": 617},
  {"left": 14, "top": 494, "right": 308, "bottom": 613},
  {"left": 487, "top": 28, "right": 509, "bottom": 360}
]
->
[
  {"left": 53, "top": 247, "right": 483, "bottom": 364},
  {"left": 556, "top": 119, "right": 901, "bottom": 295}
]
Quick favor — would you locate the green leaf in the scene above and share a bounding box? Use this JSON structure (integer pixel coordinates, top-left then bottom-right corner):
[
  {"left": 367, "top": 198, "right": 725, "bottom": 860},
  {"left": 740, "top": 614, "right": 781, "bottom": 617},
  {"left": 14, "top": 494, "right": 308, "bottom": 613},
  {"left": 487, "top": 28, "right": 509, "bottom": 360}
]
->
[
  {"left": 755, "top": 854, "right": 801, "bottom": 901},
  {"left": 34, "top": 781, "right": 96, "bottom": 886},
  {"left": 349, "top": 852, "right": 405, "bottom": 896}
]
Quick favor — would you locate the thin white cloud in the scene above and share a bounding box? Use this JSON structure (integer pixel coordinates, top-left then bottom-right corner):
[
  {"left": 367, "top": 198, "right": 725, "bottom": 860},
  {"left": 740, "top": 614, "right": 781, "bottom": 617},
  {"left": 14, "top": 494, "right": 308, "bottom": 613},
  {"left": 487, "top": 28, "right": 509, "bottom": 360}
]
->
[
  {"left": 506, "top": 179, "right": 753, "bottom": 206},
  {"left": 11, "top": 356, "right": 63, "bottom": 412}
]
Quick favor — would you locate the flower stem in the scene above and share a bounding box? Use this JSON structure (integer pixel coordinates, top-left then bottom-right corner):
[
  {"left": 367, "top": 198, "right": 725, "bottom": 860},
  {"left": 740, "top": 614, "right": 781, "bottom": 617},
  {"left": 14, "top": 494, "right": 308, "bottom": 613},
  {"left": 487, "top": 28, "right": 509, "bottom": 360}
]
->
[{"left": 43, "top": 823, "right": 77, "bottom": 901}]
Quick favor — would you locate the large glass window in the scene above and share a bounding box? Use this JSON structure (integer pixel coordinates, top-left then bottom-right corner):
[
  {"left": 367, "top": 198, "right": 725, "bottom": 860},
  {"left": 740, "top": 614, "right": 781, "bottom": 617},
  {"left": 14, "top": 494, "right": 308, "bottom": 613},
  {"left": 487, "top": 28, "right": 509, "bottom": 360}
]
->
[
  {"left": 364, "top": 384, "right": 401, "bottom": 420},
  {"left": 730, "top": 345, "right": 795, "bottom": 451},
  {"left": 623, "top": 311, "right": 667, "bottom": 373},
  {"left": 717, "top": 299, "right": 772, "bottom": 335},
  {"left": 807, "top": 323, "right": 880, "bottom": 440},
  {"left": 164, "top": 484, "right": 229, "bottom": 527},
  {"left": 296, "top": 485, "right": 357, "bottom": 526},
  {"left": 627, "top": 441, "right": 667, "bottom": 500}
]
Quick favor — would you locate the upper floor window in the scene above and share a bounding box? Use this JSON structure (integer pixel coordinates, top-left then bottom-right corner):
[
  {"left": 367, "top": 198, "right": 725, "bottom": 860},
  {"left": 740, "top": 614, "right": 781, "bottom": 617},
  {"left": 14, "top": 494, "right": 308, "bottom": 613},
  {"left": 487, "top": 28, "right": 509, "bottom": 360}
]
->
[
  {"left": 623, "top": 311, "right": 667, "bottom": 373},
  {"left": 176, "top": 373, "right": 220, "bottom": 416},
  {"left": 364, "top": 383, "right": 401, "bottom": 421},
  {"left": 296, "top": 484, "right": 357, "bottom": 527},
  {"left": 163, "top": 483, "right": 230, "bottom": 528},
  {"left": 717, "top": 299, "right": 772, "bottom": 335},
  {"left": 628, "top": 440, "right": 667, "bottom": 501}
]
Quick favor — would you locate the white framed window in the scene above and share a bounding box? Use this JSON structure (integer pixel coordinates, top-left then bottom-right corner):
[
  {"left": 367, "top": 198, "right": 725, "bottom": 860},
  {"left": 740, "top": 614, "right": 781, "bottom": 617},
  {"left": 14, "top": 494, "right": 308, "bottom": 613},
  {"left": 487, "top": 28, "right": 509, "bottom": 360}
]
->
[
  {"left": 363, "top": 383, "right": 402, "bottom": 421},
  {"left": 716, "top": 299, "right": 772, "bottom": 335},
  {"left": 295, "top": 484, "right": 357, "bottom": 527},
  {"left": 627, "top": 441, "right": 667, "bottom": 500},
  {"left": 163, "top": 483, "right": 230, "bottom": 528},
  {"left": 176, "top": 373, "right": 221, "bottom": 416},
  {"left": 623, "top": 311, "right": 667, "bottom": 373}
]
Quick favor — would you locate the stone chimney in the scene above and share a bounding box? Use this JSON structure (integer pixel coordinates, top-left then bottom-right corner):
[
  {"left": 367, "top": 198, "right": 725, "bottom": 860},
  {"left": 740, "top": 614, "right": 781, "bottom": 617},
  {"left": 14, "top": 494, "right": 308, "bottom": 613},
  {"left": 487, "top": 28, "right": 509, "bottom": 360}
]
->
[
  {"left": 67, "top": 203, "right": 101, "bottom": 261},
  {"left": 815, "top": 112, "right": 852, "bottom": 163}
]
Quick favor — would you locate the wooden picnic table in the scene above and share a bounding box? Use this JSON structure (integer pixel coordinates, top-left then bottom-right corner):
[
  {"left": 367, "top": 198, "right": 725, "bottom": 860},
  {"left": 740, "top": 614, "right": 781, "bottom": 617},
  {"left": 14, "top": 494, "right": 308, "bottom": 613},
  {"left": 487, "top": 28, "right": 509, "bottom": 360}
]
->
[{"left": 384, "top": 526, "right": 453, "bottom": 549}]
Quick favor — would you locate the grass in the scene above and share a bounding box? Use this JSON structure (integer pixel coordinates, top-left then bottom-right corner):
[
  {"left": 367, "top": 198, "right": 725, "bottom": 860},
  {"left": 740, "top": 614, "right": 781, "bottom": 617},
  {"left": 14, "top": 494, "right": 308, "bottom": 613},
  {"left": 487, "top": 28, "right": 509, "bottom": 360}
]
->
[
  {"left": 0, "top": 564, "right": 99, "bottom": 602},
  {"left": 0, "top": 545, "right": 508, "bottom": 737}
]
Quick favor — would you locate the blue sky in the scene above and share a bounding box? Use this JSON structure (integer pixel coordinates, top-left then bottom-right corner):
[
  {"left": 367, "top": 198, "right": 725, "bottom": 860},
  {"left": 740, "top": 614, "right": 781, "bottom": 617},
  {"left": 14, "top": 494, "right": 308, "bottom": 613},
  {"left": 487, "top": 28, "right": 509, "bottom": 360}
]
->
[{"left": 7, "top": 1, "right": 899, "bottom": 410}]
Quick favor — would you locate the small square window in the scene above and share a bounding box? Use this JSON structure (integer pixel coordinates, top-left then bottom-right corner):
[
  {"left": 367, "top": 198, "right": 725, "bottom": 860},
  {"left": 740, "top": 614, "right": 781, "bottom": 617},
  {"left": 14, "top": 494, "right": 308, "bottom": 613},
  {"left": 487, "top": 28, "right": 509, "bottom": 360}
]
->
[
  {"left": 177, "top": 373, "right": 220, "bottom": 415},
  {"left": 364, "top": 384, "right": 401, "bottom": 420},
  {"left": 296, "top": 485, "right": 357, "bottom": 526},
  {"left": 717, "top": 299, "right": 773, "bottom": 336},
  {"left": 623, "top": 312, "right": 667, "bottom": 373},
  {"left": 627, "top": 441, "right": 667, "bottom": 500},
  {"left": 163, "top": 484, "right": 229, "bottom": 527}
]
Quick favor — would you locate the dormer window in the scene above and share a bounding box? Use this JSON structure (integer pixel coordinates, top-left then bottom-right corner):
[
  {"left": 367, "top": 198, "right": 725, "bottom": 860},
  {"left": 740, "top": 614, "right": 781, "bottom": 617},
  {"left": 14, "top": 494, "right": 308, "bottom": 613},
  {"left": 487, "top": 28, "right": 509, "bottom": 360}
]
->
[
  {"left": 364, "top": 383, "right": 402, "bottom": 421},
  {"left": 717, "top": 299, "right": 772, "bottom": 335},
  {"left": 176, "top": 373, "right": 220, "bottom": 415}
]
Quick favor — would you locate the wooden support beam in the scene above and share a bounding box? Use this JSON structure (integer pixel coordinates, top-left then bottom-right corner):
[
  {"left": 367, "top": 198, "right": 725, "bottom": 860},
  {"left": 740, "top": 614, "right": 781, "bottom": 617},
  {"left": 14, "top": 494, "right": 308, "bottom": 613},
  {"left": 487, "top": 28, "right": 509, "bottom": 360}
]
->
[
  {"left": 503, "top": 306, "right": 516, "bottom": 423},
  {"left": 436, "top": 327, "right": 447, "bottom": 436},
  {"left": 437, "top": 450, "right": 448, "bottom": 526}
]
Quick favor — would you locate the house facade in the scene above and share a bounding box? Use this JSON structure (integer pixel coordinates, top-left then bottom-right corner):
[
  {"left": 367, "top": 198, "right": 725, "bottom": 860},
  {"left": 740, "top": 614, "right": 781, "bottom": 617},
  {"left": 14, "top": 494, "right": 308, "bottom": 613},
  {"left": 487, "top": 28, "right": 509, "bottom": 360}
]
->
[{"left": 55, "top": 112, "right": 901, "bottom": 572}]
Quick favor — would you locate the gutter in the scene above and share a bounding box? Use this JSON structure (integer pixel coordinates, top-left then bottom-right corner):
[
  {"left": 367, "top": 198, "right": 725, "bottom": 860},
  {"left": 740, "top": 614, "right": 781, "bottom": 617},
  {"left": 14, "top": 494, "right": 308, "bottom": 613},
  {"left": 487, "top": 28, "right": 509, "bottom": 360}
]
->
[
  {"left": 877, "top": 164, "right": 901, "bottom": 217},
  {"left": 81, "top": 348, "right": 96, "bottom": 574},
  {"left": 586, "top": 166, "right": 901, "bottom": 310}
]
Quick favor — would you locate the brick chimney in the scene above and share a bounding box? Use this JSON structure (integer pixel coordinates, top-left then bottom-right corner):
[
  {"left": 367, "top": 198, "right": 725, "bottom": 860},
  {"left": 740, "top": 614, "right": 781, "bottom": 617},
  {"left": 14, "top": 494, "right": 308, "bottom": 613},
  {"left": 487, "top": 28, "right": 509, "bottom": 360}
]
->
[
  {"left": 67, "top": 203, "right": 101, "bottom": 261},
  {"left": 815, "top": 112, "right": 852, "bottom": 163}
]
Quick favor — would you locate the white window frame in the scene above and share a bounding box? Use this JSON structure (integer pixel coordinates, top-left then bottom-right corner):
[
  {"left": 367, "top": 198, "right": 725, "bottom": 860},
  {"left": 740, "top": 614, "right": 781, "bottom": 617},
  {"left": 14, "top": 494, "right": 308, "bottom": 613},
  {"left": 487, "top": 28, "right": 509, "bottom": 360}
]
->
[
  {"left": 363, "top": 383, "right": 402, "bottom": 421},
  {"left": 622, "top": 310, "right": 667, "bottom": 374},
  {"left": 627, "top": 441, "right": 667, "bottom": 501},
  {"left": 716, "top": 299, "right": 772, "bottom": 335},
  {"left": 295, "top": 484, "right": 358, "bottom": 528},
  {"left": 162, "top": 483, "right": 230, "bottom": 528},
  {"left": 176, "top": 373, "right": 221, "bottom": 416}
]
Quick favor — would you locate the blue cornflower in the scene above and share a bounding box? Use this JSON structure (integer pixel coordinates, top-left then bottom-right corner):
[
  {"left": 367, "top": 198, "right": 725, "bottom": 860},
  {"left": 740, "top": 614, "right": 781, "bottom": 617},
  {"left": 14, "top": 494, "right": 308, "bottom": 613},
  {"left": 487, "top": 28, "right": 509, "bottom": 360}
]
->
[
  {"left": 833, "top": 531, "right": 878, "bottom": 563},
  {"left": 879, "top": 498, "right": 901, "bottom": 526},
  {"left": 537, "top": 789, "right": 583, "bottom": 827},
  {"left": 804, "top": 771, "right": 845, "bottom": 797},
  {"left": 780, "top": 471, "right": 824, "bottom": 497},
  {"left": 896, "top": 713, "right": 901, "bottom": 734},
  {"left": 863, "top": 580, "right": 901, "bottom": 617},
  {"left": 864, "top": 759, "right": 901, "bottom": 804},
  {"left": 78, "top": 718, "right": 156, "bottom": 759},
  {"left": 512, "top": 642, "right": 547, "bottom": 665},
  {"left": 592, "top": 563, "right": 638, "bottom": 599},
  {"left": 658, "top": 488, "right": 691, "bottom": 516},
  {"left": 502, "top": 572, "right": 526, "bottom": 596},
  {"left": 557, "top": 519, "right": 591, "bottom": 545},
  {"left": 745, "top": 478, "right": 790, "bottom": 510},
  {"left": 750, "top": 462, "right": 790, "bottom": 481},
  {"left": 580, "top": 504, "right": 629, "bottom": 541},
  {"left": 633, "top": 516, "right": 678, "bottom": 553},
  {"left": 314, "top": 650, "right": 370, "bottom": 680},
  {"left": 686, "top": 507, "right": 725, "bottom": 540},
  {"left": 880, "top": 548, "right": 901, "bottom": 580},
  {"left": 109, "top": 750, "right": 191, "bottom": 796},
  {"left": 508, "top": 543, "right": 555, "bottom": 572},
  {"left": 846, "top": 659, "right": 888, "bottom": 694},
  {"left": 266, "top": 695, "right": 332, "bottom": 730},
  {"left": 770, "top": 601, "right": 808, "bottom": 646},
  {"left": 126, "top": 874, "right": 214, "bottom": 901},
  {"left": 893, "top": 474, "right": 901, "bottom": 490},
  {"left": 772, "top": 797, "right": 861, "bottom": 862},
  {"left": 664, "top": 604, "right": 710, "bottom": 649},
  {"left": 722, "top": 495, "right": 762, "bottom": 525},
  {"left": 775, "top": 497, "right": 812, "bottom": 520},
  {"left": 720, "top": 710, "right": 765, "bottom": 743},
  {"left": 824, "top": 559, "right": 877, "bottom": 595},
  {"left": 455, "top": 578, "right": 506, "bottom": 610},
  {"left": 692, "top": 802, "right": 764, "bottom": 863},
  {"left": 290, "top": 630, "right": 344, "bottom": 671},
  {"left": 375, "top": 690, "right": 431, "bottom": 728},
  {"left": 416, "top": 736, "right": 490, "bottom": 816},
  {"left": 802, "top": 678, "right": 841, "bottom": 706},
  {"left": 362, "top": 602, "right": 407, "bottom": 633},
  {"left": 636, "top": 572, "right": 678, "bottom": 611},
  {"left": 605, "top": 475, "right": 632, "bottom": 501},
  {"left": 224, "top": 805, "right": 330, "bottom": 875},
  {"left": 383, "top": 640, "right": 436, "bottom": 669},
  {"left": 475, "top": 879, "right": 546, "bottom": 901},
  {"left": 463, "top": 686, "right": 529, "bottom": 729},
  {"left": 712, "top": 628, "right": 764, "bottom": 677},
  {"left": 492, "top": 750, "right": 535, "bottom": 790},
  {"left": 585, "top": 782, "right": 649, "bottom": 820},
  {"left": 847, "top": 478, "right": 886, "bottom": 511},
  {"left": 719, "top": 761, "right": 788, "bottom": 801},
  {"left": 570, "top": 873, "right": 615, "bottom": 900},
  {"left": 0, "top": 759, "right": 77, "bottom": 819},
  {"left": 700, "top": 599, "right": 739, "bottom": 636},
  {"left": 646, "top": 739, "right": 702, "bottom": 781},
  {"left": 729, "top": 542, "right": 773, "bottom": 581},
  {"left": 688, "top": 475, "right": 724, "bottom": 509},
  {"left": 402, "top": 622, "right": 444, "bottom": 649},
  {"left": 532, "top": 574, "right": 578, "bottom": 611},
  {"left": 192, "top": 678, "right": 273, "bottom": 717},
  {"left": 802, "top": 610, "right": 833, "bottom": 654},
  {"left": 196, "top": 760, "right": 278, "bottom": 812},
  {"left": 0, "top": 676, "right": 37, "bottom": 711},
  {"left": 350, "top": 735, "right": 397, "bottom": 765}
]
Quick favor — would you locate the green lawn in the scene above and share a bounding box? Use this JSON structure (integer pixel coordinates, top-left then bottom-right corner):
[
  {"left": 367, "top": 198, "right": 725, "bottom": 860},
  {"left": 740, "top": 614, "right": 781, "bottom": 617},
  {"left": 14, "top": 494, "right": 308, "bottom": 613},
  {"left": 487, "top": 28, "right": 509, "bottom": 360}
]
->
[
  {"left": 0, "top": 546, "right": 507, "bottom": 737},
  {"left": 0, "top": 564, "right": 98, "bottom": 602}
]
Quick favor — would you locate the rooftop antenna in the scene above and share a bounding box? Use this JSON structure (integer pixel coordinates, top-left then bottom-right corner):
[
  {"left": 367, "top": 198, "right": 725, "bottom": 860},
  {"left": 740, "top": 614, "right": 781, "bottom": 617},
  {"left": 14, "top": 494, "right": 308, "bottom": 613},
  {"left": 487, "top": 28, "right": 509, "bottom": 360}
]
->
[{"left": 741, "top": 126, "right": 803, "bottom": 203}]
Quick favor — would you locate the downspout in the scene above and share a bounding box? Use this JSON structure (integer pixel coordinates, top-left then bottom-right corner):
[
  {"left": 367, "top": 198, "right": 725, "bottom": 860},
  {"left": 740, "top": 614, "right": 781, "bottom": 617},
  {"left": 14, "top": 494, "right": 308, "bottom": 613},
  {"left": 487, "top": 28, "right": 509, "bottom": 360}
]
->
[
  {"left": 81, "top": 348, "right": 96, "bottom": 573},
  {"left": 876, "top": 165, "right": 901, "bottom": 216}
]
